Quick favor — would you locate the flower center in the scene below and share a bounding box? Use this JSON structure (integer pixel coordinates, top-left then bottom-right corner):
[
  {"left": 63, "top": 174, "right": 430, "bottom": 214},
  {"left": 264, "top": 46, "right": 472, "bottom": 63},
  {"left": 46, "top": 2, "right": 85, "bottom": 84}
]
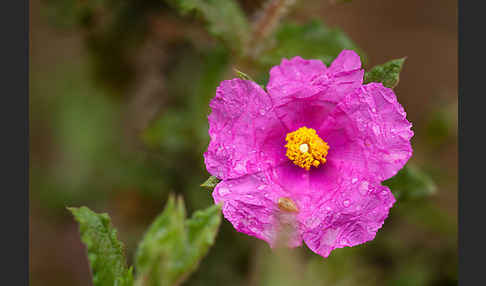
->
[{"left": 284, "top": 127, "right": 329, "bottom": 170}]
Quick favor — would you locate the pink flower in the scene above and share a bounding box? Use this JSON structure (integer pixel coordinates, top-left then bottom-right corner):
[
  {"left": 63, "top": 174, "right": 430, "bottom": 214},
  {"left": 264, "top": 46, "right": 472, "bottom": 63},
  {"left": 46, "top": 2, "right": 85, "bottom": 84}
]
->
[{"left": 204, "top": 50, "right": 413, "bottom": 257}]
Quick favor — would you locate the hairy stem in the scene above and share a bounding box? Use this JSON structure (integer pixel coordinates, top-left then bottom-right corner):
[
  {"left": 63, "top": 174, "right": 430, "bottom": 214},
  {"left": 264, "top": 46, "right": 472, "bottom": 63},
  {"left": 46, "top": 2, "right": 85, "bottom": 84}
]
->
[{"left": 245, "top": 0, "right": 297, "bottom": 59}]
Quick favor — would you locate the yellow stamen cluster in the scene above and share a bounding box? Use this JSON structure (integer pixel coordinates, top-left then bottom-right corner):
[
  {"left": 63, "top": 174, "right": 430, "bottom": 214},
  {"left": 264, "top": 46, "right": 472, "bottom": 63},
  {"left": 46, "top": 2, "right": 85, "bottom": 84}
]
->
[{"left": 284, "top": 127, "right": 330, "bottom": 170}]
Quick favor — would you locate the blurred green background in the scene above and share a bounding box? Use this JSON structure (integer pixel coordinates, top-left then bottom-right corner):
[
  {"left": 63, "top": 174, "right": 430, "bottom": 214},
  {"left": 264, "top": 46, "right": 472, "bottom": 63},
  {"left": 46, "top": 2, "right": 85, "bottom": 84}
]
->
[{"left": 29, "top": 0, "right": 457, "bottom": 285}]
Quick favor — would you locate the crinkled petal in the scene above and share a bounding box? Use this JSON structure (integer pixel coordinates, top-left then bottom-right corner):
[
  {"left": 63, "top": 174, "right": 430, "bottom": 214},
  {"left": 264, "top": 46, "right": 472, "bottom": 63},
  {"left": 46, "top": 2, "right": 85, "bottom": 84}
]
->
[
  {"left": 266, "top": 159, "right": 352, "bottom": 229},
  {"left": 267, "top": 56, "right": 327, "bottom": 100},
  {"left": 213, "top": 172, "right": 302, "bottom": 247},
  {"left": 266, "top": 161, "right": 337, "bottom": 212},
  {"left": 204, "top": 79, "right": 288, "bottom": 180},
  {"left": 301, "top": 179, "right": 396, "bottom": 258},
  {"left": 265, "top": 152, "right": 397, "bottom": 258},
  {"left": 319, "top": 82, "right": 413, "bottom": 182},
  {"left": 327, "top": 49, "right": 363, "bottom": 80},
  {"left": 266, "top": 51, "right": 364, "bottom": 131}
]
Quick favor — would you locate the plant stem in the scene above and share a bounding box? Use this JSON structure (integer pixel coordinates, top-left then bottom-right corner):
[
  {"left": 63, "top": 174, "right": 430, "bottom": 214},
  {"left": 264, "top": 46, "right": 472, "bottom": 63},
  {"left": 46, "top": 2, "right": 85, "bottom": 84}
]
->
[{"left": 245, "top": 0, "right": 297, "bottom": 59}]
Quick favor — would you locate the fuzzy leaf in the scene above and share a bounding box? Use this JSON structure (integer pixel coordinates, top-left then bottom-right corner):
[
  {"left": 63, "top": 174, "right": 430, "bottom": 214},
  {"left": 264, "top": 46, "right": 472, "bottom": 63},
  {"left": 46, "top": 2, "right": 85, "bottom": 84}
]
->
[
  {"left": 68, "top": 207, "right": 133, "bottom": 286},
  {"left": 200, "top": 176, "right": 221, "bottom": 190},
  {"left": 364, "top": 58, "right": 406, "bottom": 88},
  {"left": 134, "top": 195, "right": 222, "bottom": 286},
  {"left": 165, "top": 0, "right": 249, "bottom": 53},
  {"left": 383, "top": 164, "right": 437, "bottom": 201},
  {"left": 258, "top": 20, "right": 365, "bottom": 68}
]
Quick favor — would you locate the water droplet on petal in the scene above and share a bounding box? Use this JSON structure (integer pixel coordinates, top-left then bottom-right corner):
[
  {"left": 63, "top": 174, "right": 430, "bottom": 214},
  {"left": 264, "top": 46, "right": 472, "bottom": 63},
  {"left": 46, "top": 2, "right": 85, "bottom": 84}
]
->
[
  {"left": 219, "top": 187, "right": 230, "bottom": 196},
  {"left": 352, "top": 177, "right": 358, "bottom": 183},
  {"left": 372, "top": 125, "right": 381, "bottom": 135},
  {"left": 259, "top": 109, "right": 266, "bottom": 115},
  {"left": 359, "top": 181, "right": 369, "bottom": 195},
  {"left": 234, "top": 161, "right": 245, "bottom": 172},
  {"left": 257, "top": 185, "right": 265, "bottom": 190},
  {"left": 343, "top": 200, "right": 350, "bottom": 207}
]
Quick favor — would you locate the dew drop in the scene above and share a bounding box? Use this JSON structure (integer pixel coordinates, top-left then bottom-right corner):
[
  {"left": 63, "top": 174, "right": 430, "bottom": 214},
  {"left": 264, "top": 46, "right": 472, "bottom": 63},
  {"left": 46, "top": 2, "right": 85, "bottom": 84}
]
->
[
  {"left": 259, "top": 109, "right": 266, "bottom": 115},
  {"left": 343, "top": 200, "right": 350, "bottom": 207},
  {"left": 352, "top": 177, "right": 358, "bottom": 183},
  {"left": 359, "top": 181, "right": 369, "bottom": 195},
  {"left": 372, "top": 125, "right": 381, "bottom": 135},
  {"left": 218, "top": 187, "right": 230, "bottom": 196},
  {"left": 257, "top": 185, "right": 265, "bottom": 191}
]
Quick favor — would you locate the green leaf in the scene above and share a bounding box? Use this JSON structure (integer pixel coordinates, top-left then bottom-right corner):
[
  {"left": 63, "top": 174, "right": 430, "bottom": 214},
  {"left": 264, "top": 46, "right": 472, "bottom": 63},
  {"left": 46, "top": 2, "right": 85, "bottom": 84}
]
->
[
  {"left": 258, "top": 20, "right": 365, "bottom": 68},
  {"left": 68, "top": 207, "right": 134, "bottom": 286},
  {"left": 134, "top": 195, "right": 222, "bottom": 286},
  {"left": 383, "top": 164, "right": 437, "bottom": 201},
  {"left": 363, "top": 57, "right": 406, "bottom": 88},
  {"left": 200, "top": 176, "right": 221, "bottom": 190},
  {"left": 165, "top": 0, "right": 249, "bottom": 53}
]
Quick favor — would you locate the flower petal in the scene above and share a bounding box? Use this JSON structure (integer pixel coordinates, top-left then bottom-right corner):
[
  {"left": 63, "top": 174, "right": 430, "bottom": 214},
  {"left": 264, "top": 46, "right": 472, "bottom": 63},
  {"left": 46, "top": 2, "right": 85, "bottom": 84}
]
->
[
  {"left": 267, "top": 56, "right": 327, "bottom": 100},
  {"left": 319, "top": 82, "right": 414, "bottom": 182},
  {"left": 301, "top": 180, "right": 396, "bottom": 258},
  {"left": 204, "top": 79, "right": 288, "bottom": 180},
  {"left": 327, "top": 49, "right": 363, "bottom": 81},
  {"left": 213, "top": 172, "right": 302, "bottom": 247},
  {"left": 266, "top": 51, "right": 364, "bottom": 131}
]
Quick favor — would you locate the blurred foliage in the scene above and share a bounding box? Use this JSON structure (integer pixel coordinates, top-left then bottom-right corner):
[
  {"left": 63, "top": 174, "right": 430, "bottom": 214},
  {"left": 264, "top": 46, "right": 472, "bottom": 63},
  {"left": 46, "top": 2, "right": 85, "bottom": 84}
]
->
[
  {"left": 69, "top": 207, "right": 134, "bottom": 286},
  {"left": 31, "top": 0, "right": 457, "bottom": 286},
  {"left": 134, "top": 195, "right": 221, "bottom": 286},
  {"left": 258, "top": 20, "right": 366, "bottom": 69},
  {"left": 164, "top": 0, "right": 250, "bottom": 54},
  {"left": 425, "top": 100, "right": 458, "bottom": 147},
  {"left": 384, "top": 164, "right": 437, "bottom": 201},
  {"left": 30, "top": 62, "right": 170, "bottom": 213},
  {"left": 42, "top": 0, "right": 169, "bottom": 92}
]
